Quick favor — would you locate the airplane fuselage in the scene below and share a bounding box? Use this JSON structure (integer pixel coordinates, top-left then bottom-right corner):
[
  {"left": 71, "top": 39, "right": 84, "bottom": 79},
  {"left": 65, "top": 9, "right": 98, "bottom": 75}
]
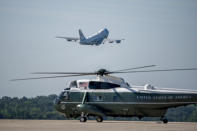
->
[
  {"left": 56, "top": 28, "right": 123, "bottom": 46},
  {"left": 80, "top": 28, "right": 109, "bottom": 45}
]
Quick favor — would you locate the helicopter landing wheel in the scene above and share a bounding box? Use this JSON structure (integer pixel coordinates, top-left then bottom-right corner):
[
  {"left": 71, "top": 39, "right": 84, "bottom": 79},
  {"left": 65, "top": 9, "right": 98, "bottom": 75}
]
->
[
  {"left": 80, "top": 116, "right": 87, "bottom": 122},
  {"left": 162, "top": 118, "right": 168, "bottom": 124},
  {"left": 160, "top": 116, "right": 168, "bottom": 124},
  {"left": 138, "top": 116, "right": 143, "bottom": 120},
  {"left": 96, "top": 116, "right": 103, "bottom": 122}
]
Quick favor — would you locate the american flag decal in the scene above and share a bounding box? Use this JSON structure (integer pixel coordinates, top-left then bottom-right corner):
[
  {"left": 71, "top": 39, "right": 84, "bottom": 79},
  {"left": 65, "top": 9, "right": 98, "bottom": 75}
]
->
[{"left": 79, "top": 82, "right": 88, "bottom": 87}]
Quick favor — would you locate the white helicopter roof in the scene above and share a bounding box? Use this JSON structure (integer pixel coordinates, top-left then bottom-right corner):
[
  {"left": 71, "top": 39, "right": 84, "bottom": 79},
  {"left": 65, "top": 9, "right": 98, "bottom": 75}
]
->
[
  {"left": 76, "top": 75, "right": 129, "bottom": 87},
  {"left": 75, "top": 76, "right": 197, "bottom": 94}
]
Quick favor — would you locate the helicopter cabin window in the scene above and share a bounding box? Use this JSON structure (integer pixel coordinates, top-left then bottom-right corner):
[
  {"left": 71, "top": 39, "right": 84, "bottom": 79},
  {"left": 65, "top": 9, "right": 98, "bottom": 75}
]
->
[
  {"left": 69, "top": 81, "right": 77, "bottom": 88},
  {"left": 89, "top": 81, "right": 120, "bottom": 89},
  {"left": 78, "top": 82, "right": 89, "bottom": 89},
  {"left": 93, "top": 95, "right": 103, "bottom": 101},
  {"left": 113, "top": 96, "right": 118, "bottom": 102}
]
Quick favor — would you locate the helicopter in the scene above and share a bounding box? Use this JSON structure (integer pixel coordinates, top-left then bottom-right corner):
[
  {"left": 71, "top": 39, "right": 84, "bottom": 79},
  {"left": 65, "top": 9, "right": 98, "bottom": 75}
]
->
[{"left": 11, "top": 65, "right": 197, "bottom": 123}]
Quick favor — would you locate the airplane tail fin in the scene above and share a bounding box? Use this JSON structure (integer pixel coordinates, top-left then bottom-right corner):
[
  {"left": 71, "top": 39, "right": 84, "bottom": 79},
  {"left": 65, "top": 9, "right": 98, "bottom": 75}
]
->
[{"left": 79, "top": 29, "right": 86, "bottom": 41}]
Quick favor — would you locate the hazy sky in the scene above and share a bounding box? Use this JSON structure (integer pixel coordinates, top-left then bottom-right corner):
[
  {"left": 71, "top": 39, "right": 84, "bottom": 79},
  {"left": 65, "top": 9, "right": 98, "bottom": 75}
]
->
[{"left": 1, "top": 0, "right": 197, "bottom": 97}]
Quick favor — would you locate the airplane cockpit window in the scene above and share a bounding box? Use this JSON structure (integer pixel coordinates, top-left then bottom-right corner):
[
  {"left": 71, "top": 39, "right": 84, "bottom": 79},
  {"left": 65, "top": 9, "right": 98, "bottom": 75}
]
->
[
  {"left": 69, "top": 81, "right": 77, "bottom": 88},
  {"left": 89, "top": 81, "right": 120, "bottom": 89}
]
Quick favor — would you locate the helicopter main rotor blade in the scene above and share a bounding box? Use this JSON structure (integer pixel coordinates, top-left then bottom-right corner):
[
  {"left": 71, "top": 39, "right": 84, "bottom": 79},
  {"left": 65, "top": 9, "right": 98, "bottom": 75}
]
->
[
  {"left": 11, "top": 67, "right": 197, "bottom": 81},
  {"left": 114, "top": 68, "right": 197, "bottom": 74},
  {"left": 111, "top": 65, "right": 156, "bottom": 72},
  {"left": 10, "top": 74, "right": 91, "bottom": 81},
  {"left": 32, "top": 65, "right": 156, "bottom": 75},
  {"left": 31, "top": 72, "right": 96, "bottom": 75}
]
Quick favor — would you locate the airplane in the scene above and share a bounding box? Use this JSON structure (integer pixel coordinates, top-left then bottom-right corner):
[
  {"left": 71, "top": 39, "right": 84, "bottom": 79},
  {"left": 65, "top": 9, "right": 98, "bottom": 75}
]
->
[
  {"left": 56, "top": 28, "right": 124, "bottom": 46},
  {"left": 11, "top": 65, "right": 197, "bottom": 123}
]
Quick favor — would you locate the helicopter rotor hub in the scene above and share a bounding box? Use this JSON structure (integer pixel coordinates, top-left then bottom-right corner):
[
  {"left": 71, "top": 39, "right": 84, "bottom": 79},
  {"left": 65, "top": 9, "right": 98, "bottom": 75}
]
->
[{"left": 96, "top": 69, "right": 110, "bottom": 76}]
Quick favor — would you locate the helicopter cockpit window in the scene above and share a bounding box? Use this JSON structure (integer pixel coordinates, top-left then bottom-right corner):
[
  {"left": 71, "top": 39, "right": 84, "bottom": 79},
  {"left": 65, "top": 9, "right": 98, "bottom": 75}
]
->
[
  {"left": 69, "top": 81, "right": 77, "bottom": 88},
  {"left": 59, "top": 90, "right": 69, "bottom": 100},
  {"left": 89, "top": 81, "right": 120, "bottom": 89}
]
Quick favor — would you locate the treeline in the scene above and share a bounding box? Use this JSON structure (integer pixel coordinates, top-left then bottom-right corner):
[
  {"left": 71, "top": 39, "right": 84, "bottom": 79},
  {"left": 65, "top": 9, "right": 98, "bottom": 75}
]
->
[
  {"left": 0, "top": 95, "right": 65, "bottom": 119},
  {"left": 0, "top": 95, "right": 197, "bottom": 121},
  {"left": 166, "top": 105, "right": 197, "bottom": 122}
]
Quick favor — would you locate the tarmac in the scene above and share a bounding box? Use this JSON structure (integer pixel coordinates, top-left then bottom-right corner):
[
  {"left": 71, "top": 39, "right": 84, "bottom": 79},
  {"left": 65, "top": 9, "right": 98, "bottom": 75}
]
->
[{"left": 0, "top": 120, "right": 197, "bottom": 131}]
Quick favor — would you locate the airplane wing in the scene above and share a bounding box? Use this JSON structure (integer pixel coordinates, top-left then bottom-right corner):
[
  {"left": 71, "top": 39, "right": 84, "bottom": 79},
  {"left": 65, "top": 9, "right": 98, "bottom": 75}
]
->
[
  {"left": 56, "top": 36, "right": 80, "bottom": 42},
  {"left": 106, "top": 39, "right": 125, "bottom": 44}
]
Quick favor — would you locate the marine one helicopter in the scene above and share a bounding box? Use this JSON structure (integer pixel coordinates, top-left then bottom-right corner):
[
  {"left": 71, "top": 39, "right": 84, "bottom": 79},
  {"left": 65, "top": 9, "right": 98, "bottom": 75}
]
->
[{"left": 12, "top": 65, "right": 197, "bottom": 123}]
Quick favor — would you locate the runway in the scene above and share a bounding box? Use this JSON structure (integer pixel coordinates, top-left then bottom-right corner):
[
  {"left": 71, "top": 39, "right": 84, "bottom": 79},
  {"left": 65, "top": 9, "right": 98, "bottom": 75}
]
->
[{"left": 0, "top": 120, "right": 197, "bottom": 131}]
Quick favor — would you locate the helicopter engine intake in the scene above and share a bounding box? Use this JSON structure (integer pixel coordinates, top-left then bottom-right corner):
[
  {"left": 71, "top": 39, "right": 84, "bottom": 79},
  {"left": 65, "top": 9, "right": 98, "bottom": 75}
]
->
[{"left": 144, "top": 84, "right": 155, "bottom": 90}]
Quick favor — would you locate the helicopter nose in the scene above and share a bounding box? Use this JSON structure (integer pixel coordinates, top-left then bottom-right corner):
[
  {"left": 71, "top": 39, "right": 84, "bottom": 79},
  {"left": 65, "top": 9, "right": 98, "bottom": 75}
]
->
[
  {"left": 54, "top": 97, "right": 61, "bottom": 110},
  {"left": 54, "top": 97, "right": 60, "bottom": 105},
  {"left": 53, "top": 97, "right": 60, "bottom": 106}
]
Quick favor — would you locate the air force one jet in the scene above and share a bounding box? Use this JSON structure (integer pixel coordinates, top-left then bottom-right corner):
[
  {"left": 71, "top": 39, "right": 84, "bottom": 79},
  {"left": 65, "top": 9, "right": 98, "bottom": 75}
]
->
[{"left": 56, "top": 28, "right": 124, "bottom": 46}]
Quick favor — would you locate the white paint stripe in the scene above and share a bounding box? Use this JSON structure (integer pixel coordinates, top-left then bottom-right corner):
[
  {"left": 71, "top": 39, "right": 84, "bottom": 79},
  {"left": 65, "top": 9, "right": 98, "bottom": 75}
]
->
[
  {"left": 60, "top": 101, "right": 197, "bottom": 105},
  {"left": 70, "top": 88, "right": 197, "bottom": 94},
  {"left": 70, "top": 90, "right": 197, "bottom": 94}
]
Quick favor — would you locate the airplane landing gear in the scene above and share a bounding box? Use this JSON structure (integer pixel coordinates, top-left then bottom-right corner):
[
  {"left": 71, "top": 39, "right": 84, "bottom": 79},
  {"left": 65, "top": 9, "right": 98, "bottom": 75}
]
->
[
  {"left": 160, "top": 116, "right": 168, "bottom": 124},
  {"left": 96, "top": 116, "right": 103, "bottom": 122}
]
